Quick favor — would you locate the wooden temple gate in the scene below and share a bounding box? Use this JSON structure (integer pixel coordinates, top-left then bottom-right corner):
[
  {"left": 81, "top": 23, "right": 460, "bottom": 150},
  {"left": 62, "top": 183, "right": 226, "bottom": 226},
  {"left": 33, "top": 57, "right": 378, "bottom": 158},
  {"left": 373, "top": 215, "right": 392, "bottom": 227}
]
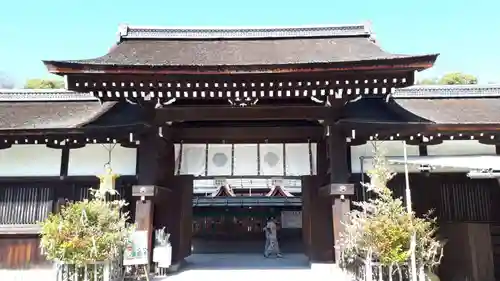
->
[
  {"left": 2, "top": 23, "right": 500, "bottom": 281},
  {"left": 130, "top": 116, "right": 356, "bottom": 265}
]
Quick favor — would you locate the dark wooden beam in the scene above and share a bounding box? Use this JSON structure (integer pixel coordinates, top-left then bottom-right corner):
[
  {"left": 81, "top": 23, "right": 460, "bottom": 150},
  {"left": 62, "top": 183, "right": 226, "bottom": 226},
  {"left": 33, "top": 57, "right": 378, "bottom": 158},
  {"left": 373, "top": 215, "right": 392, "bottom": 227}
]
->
[
  {"left": 60, "top": 147, "right": 70, "bottom": 177},
  {"left": 0, "top": 175, "right": 137, "bottom": 183},
  {"left": 155, "top": 106, "right": 335, "bottom": 122},
  {"left": 0, "top": 224, "right": 41, "bottom": 235},
  {"left": 172, "top": 126, "right": 323, "bottom": 143}
]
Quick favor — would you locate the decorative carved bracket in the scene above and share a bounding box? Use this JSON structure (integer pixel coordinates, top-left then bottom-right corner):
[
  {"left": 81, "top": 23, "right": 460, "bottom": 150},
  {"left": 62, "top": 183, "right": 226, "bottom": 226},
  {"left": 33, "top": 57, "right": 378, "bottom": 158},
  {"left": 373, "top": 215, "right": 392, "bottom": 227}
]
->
[
  {"left": 319, "top": 183, "right": 355, "bottom": 198},
  {"left": 227, "top": 97, "right": 259, "bottom": 107},
  {"left": 132, "top": 185, "right": 171, "bottom": 198}
]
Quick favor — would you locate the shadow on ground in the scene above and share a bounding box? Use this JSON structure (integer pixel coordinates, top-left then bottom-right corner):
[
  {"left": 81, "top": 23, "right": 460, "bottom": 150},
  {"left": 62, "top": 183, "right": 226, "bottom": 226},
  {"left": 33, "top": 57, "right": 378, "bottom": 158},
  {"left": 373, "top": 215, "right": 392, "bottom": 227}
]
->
[{"left": 183, "top": 253, "right": 310, "bottom": 270}]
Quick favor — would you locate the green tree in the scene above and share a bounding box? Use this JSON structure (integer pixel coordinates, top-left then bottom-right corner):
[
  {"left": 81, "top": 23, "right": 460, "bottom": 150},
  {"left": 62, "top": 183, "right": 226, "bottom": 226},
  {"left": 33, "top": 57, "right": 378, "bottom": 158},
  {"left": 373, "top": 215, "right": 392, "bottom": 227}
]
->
[
  {"left": 24, "top": 78, "right": 65, "bottom": 89},
  {"left": 417, "top": 72, "right": 478, "bottom": 85},
  {"left": 439, "top": 72, "right": 477, "bottom": 85},
  {"left": 338, "top": 146, "right": 444, "bottom": 271}
]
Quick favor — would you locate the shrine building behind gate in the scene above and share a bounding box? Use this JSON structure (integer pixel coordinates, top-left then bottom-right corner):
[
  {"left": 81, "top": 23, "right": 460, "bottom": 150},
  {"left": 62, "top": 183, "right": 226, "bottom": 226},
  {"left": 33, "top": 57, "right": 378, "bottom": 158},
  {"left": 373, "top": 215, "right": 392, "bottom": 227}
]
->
[{"left": 0, "top": 23, "right": 499, "bottom": 281}]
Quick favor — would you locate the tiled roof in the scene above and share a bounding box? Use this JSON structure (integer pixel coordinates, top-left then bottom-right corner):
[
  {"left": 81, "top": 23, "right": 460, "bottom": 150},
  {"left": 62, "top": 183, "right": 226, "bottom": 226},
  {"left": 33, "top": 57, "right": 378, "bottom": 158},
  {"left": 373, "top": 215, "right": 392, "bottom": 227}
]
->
[
  {"left": 391, "top": 85, "right": 500, "bottom": 124},
  {"left": 44, "top": 23, "right": 437, "bottom": 70},
  {"left": 0, "top": 89, "right": 114, "bottom": 130},
  {"left": 51, "top": 37, "right": 428, "bottom": 67}
]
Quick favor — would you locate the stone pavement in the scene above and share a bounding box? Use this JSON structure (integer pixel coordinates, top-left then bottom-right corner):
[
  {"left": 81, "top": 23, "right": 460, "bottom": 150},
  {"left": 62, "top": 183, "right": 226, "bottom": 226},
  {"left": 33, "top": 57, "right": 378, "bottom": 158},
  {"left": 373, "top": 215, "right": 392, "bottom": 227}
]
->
[
  {"left": 0, "top": 254, "right": 350, "bottom": 281},
  {"left": 156, "top": 254, "right": 347, "bottom": 281},
  {"left": 0, "top": 268, "right": 55, "bottom": 281}
]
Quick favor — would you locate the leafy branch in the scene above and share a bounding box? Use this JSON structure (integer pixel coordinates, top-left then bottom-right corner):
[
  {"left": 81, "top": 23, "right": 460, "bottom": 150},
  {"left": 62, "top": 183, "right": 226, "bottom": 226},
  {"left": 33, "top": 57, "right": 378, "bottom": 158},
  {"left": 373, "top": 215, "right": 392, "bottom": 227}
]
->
[
  {"left": 39, "top": 189, "right": 134, "bottom": 266},
  {"left": 338, "top": 144, "right": 444, "bottom": 270}
]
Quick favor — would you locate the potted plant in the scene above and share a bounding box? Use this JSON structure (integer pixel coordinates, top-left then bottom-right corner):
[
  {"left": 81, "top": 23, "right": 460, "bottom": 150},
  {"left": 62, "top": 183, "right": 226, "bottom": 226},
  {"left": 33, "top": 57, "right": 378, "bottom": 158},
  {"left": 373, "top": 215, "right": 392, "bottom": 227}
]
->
[
  {"left": 338, "top": 146, "right": 445, "bottom": 281},
  {"left": 39, "top": 189, "right": 133, "bottom": 281}
]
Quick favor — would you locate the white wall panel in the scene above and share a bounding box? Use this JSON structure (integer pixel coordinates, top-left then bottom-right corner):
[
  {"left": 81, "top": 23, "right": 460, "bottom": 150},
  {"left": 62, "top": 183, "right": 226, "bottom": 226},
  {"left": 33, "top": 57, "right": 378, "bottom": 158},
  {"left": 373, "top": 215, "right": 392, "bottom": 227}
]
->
[
  {"left": 427, "top": 140, "right": 495, "bottom": 156},
  {"left": 427, "top": 140, "right": 496, "bottom": 172},
  {"left": 350, "top": 141, "right": 420, "bottom": 173},
  {"left": 0, "top": 145, "right": 61, "bottom": 176},
  {"left": 68, "top": 144, "right": 137, "bottom": 176}
]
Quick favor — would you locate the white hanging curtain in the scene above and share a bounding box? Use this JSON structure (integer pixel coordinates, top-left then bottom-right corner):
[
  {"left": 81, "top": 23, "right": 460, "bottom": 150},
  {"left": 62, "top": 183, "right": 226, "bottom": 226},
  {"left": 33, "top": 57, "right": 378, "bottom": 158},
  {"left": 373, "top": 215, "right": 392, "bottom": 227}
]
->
[
  {"left": 174, "top": 143, "right": 182, "bottom": 175},
  {"left": 259, "top": 143, "right": 284, "bottom": 176},
  {"left": 310, "top": 143, "right": 317, "bottom": 175},
  {"left": 178, "top": 144, "right": 206, "bottom": 176},
  {"left": 285, "top": 143, "right": 311, "bottom": 176},
  {"left": 207, "top": 144, "right": 232, "bottom": 176},
  {"left": 233, "top": 144, "right": 259, "bottom": 176}
]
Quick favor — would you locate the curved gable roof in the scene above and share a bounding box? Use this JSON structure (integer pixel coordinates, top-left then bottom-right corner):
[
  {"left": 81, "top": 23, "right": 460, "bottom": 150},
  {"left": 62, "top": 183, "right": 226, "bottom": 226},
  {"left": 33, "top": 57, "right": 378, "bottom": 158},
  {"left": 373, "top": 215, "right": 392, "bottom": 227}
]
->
[{"left": 44, "top": 23, "right": 437, "bottom": 74}]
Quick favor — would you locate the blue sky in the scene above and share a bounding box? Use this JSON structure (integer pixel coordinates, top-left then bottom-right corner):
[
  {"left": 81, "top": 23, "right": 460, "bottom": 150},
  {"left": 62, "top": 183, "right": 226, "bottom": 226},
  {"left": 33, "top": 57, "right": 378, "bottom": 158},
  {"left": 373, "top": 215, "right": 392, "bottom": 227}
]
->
[{"left": 1, "top": 0, "right": 499, "bottom": 86}]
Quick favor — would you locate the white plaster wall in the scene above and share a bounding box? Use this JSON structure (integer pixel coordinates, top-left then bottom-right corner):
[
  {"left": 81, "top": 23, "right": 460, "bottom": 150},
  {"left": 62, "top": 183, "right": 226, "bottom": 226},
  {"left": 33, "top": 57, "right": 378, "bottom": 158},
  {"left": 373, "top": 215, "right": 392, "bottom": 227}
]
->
[
  {"left": 0, "top": 145, "right": 62, "bottom": 176},
  {"left": 427, "top": 140, "right": 496, "bottom": 172},
  {"left": 350, "top": 141, "right": 420, "bottom": 173},
  {"left": 68, "top": 144, "right": 137, "bottom": 176}
]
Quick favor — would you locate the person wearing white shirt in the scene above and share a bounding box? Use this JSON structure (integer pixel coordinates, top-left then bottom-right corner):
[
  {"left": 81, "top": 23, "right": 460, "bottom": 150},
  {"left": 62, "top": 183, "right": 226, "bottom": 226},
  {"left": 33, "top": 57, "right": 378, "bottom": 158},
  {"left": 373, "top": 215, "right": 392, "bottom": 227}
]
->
[{"left": 264, "top": 217, "right": 282, "bottom": 258}]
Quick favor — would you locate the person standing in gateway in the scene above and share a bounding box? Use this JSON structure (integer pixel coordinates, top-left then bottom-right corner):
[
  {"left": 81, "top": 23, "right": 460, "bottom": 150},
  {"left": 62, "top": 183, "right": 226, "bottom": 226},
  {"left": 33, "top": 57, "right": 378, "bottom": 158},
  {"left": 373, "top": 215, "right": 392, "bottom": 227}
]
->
[{"left": 264, "top": 217, "right": 282, "bottom": 258}]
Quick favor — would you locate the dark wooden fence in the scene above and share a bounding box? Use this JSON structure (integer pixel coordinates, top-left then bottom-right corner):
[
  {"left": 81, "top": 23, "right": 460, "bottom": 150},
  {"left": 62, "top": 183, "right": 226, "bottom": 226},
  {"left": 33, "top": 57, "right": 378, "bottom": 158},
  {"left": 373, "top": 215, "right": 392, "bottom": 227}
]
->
[
  {"left": 0, "top": 178, "right": 135, "bottom": 269},
  {"left": 351, "top": 173, "right": 500, "bottom": 223}
]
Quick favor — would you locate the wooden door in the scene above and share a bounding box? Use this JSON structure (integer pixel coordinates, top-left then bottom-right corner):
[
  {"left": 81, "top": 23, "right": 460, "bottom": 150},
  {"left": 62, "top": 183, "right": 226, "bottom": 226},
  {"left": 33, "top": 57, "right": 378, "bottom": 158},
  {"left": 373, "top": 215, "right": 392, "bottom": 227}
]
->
[{"left": 168, "top": 175, "right": 193, "bottom": 264}]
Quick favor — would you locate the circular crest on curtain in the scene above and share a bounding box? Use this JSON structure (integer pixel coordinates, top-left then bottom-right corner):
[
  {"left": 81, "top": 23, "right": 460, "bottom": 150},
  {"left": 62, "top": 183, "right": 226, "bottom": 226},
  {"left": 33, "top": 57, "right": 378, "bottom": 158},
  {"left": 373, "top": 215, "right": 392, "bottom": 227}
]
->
[
  {"left": 264, "top": 151, "right": 279, "bottom": 167},
  {"left": 212, "top": 152, "right": 229, "bottom": 167}
]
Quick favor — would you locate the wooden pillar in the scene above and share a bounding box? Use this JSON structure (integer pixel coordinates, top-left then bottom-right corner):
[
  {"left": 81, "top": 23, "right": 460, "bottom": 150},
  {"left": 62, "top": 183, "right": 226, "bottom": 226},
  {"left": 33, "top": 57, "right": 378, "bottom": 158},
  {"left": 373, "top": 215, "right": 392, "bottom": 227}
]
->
[
  {"left": 320, "top": 126, "right": 354, "bottom": 263},
  {"left": 302, "top": 139, "right": 333, "bottom": 262},
  {"left": 166, "top": 175, "right": 193, "bottom": 264},
  {"left": 301, "top": 176, "right": 311, "bottom": 258},
  {"left": 133, "top": 129, "right": 175, "bottom": 265}
]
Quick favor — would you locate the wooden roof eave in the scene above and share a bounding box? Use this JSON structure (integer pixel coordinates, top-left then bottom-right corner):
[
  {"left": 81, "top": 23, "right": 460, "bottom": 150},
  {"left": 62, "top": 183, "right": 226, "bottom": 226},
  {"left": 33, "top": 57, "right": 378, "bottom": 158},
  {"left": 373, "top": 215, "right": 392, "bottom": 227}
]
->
[
  {"left": 336, "top": 120, "right": 500, "bottom": 140},
  {"left": 426, "top": 124, "right": 500, "bottom": 132},
  {"left": 43, "top": 54, "right": 438, "bottom": 75},
  {"left": 336, "top": 119, "right": 431, "bottom": 135},
  {"left": 0, "top": 123, "right": 150, "bottom": 137}
]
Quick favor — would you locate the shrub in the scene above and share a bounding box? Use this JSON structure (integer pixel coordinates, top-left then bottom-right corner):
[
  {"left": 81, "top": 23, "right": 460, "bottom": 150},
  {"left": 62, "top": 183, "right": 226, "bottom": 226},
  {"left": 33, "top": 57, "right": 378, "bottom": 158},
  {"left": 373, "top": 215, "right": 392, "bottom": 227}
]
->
[
  {"left": 339, "top": 145, "right": 444, "bottom": 270},
  {"left": 39, "top": 190, "right": 133, "bottom": 266}
]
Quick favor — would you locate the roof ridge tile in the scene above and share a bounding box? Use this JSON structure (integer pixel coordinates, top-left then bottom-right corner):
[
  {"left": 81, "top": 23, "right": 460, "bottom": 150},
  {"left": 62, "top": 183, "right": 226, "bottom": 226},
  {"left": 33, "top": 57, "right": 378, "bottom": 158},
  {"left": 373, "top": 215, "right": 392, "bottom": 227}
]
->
[
  {"left": 393, "top": 84, "right": 500, "bottom": 98},
  {"left": 120, "top": 23, "right": 370, "bottom": 40},
  {"left": 0, "top": 89, "right": 97, "bottom": 101}
]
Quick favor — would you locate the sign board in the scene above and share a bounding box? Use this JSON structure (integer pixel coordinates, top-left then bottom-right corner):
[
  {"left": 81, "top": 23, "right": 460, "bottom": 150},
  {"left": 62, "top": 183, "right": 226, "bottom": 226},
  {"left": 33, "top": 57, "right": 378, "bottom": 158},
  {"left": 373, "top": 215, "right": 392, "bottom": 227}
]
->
[
  {"left": 123, "top": 230, "right": 149, "bottom": 266},
  {"left": 281, "top": 211, "right": 302, "bottom": 228}
]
